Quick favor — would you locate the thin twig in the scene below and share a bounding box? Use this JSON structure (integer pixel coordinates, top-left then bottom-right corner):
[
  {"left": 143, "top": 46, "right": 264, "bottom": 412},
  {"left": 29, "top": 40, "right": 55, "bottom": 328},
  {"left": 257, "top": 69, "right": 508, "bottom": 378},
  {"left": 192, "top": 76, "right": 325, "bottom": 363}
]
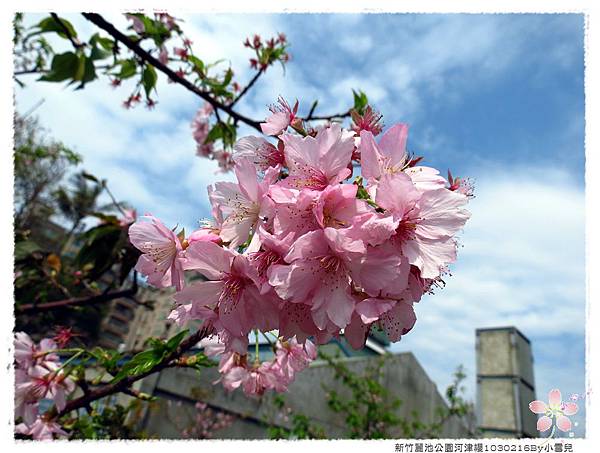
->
[
  {"left": 14, "top": 68, "right": 48, "bottom": 76},
  {"left": 101, "top": 181, "right": 127, "bottom": 216},
  {"left": 22, "top": 98, "right": 46, "bottom": 119},
  {"left": 230, "top": 69, "right": 264, "bottom": 108},
  {"left": 80, "top": 14, "right": 350, "bottom": 131},
  {"left": 17, "top": 286, "right": 137, "bottom": 313},
  {"left": 81, "top": 13, "right": 262, "bottom": 132},
  {"left": 50, "top": 13, "right": 83, "bottom": 50},
  {"left": 304, "top": 109, "right": 352, "bottom": 122},
  {"left": 306, "top": 100, "right": 318, "bottom": 120}
]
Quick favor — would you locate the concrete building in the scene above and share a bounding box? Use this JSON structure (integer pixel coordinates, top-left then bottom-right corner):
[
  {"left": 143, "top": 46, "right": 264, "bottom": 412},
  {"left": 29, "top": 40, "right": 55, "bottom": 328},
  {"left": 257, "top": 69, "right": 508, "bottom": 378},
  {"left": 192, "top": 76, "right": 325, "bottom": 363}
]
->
[
  {"left": 476, "top": 327, "right": 537, "bottom": 438},
  {"left": 112, "top": 290, "right": 537, "bottom": 440},
  {"left": 97, "top": 285, "right": 175, "bottom": 351},
  {"left": 131, "top": 352, "right": 475, "bottom": 439}
]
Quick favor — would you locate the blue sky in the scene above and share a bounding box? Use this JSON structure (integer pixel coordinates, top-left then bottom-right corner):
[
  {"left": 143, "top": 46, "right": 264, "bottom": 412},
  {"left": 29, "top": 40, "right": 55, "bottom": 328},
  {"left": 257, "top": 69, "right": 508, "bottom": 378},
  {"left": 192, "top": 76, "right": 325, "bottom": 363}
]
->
[{"left": 15, "top": 13, "right": 586, "bottom": 436}]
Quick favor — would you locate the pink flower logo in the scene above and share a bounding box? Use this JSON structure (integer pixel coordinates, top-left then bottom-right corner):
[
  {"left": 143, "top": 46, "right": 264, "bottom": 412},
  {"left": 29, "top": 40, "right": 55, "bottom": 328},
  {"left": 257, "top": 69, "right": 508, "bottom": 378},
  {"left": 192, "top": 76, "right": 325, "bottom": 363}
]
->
[{"left": 529, "top": 389, "right": 578, "bottom": 434}]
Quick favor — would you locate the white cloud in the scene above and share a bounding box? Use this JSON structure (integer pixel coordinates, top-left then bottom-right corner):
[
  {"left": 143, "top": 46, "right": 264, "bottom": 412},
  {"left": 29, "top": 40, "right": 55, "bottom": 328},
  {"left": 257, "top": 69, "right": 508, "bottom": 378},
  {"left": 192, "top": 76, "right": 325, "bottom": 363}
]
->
[
  {"left": 390, "top": 166, "right": 585, "bottom": 434},
  {"left": 338, "top": 34, "right": 373, "bottom": 55}
]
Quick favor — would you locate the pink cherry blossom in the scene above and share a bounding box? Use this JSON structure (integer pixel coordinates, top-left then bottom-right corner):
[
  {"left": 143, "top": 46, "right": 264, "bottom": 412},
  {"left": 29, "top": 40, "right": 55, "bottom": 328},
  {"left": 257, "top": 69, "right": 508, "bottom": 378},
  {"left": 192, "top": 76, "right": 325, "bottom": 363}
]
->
[
  {"left": 209, "top": 159, "right": 279, "bottom": 249},
  {"left": 16, "top": 417, "right": 68, "bottom": 440},
  {"left": 248, "top": 226, "right": 295, "bottom": 294},
  {"left": 268, "top": 186, "right": 321, "bottom": 240},
  {"left": 351, "top": 105, "right": 384, "bottom": 137},
  {"left": 233, "top": 136, "right": 285, "bottom": 171},
  {"left": 129, "top": 215, "right": 185, "bottom": 290},
  {"left": 14, "top": 332, "right": 58, "bottom": 368},
  {"left": 359, "top": 124, "right": 409, "bottom": 180},
  {"left": 275, "top": 337, "right": 316, "bottom": 380},
  {"left": 448, "top": 169, "right": 475, "bottom": 198},
  {"left": 186, "top": 226, "right": 222, "bottom": 246},
  {"left": 125, "top": 14, "right": 145, "bottom": 34},
  {"left": 529, "top": 389, "right": 578, "bottom": 433},
  {"left": 280, "top": 123, "right": 354, "bottom": 190},
  {"left": 374, "top": 173, "right": 470, "bottom": 279},
  {"left": 175, "top": 241, "right": 278, "bottom": 353},
  {"left": 404, "top": 165, "right": 447, "bottom": 191},
  {"left": 278, "top": 301, "right": 322, "bottom": 343},
  {"left": 345, "top": 297, "right": 415, "bottom": 349},
  {"left": 260, "top": 97, "right": 298, "bottom": 136},
  {"left": 15, "top": 363, "right": 76, "bottom": 412},
  {"left": 191, "top": 103, "right": 213, "bottom": 148},
  {"left": 158, "top": 45, "right": 169, "bottom": 65},
  {"left": 15, "top": 397, "right": 38, "bottom": 426},
  {"left": 313, "top": 183, "right": 369, "bottom": 231},
  {"left": 268, "top": 228, "right": 366, "bottom": 329},
  {"left": 213, "top": 149, "right": 235, "bottom": 172}
]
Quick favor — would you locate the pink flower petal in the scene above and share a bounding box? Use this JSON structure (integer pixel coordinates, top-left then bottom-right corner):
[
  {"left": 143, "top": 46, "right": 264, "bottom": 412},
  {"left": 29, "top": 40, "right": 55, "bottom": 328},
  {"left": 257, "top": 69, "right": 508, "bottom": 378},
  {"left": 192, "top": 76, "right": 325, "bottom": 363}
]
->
[
  {"left": 556, "top": 415, "right": 572, "bottom": 432},
  {"left": 344, "top": 313, "right": 369, "bottom": 350},
  {"left": 562, "top": 402, "right": 578, "bottom": 416},
  {"left": 548, "top": 389, "right": 562, "bottom": 407},
  {"left": 529, "top": 400, "right": 548, "bottom": 414},
  {"left": 537, "top": 415, "right": 552, "bottom": 432}
]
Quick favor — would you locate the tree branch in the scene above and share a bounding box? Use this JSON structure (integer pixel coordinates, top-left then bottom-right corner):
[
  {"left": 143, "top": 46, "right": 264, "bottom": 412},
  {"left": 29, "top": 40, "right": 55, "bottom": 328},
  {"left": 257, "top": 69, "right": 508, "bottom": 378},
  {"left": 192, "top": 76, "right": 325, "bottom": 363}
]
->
[
  {"left": 14, "top": 68, "right": 47, "bottom": 76},
  {"left": 50, "top": 13, "right": 83, "bottom": 50},
  {"left": 80, "top": 13, "right": 262, "bottom": 132},
  {"left": 230, "top": 68, "right": 264, "bottom": 108},
  {"left": 304, "top": 108, "right": 352, "bottom": 122},
  {"left": 16, "top": 286, "right": 137, "bottom": 313},
  {"left": 48, "top": 322, "right": 215, "bottom": 420}
]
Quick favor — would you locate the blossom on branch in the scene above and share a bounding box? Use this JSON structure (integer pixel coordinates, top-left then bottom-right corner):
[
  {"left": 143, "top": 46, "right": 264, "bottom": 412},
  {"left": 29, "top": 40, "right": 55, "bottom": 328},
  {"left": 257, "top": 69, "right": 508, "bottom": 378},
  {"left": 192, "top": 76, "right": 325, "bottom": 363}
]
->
[
  {"left": 127, "top": 100, "right": 472, "bottom": 395},
  {"left": 128, "top": 215, "right": 186, "bottom": 290}
]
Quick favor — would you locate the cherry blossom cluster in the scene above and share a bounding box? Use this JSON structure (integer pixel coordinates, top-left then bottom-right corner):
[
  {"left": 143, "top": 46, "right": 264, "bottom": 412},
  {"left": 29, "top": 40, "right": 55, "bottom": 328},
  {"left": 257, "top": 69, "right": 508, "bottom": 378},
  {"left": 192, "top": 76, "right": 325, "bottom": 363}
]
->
[
  {"left": 243, "top": 33, "right": 290, "bottom": 71},
  {"left": 14, "top": 332, "right": 76, "bottom": 440},
  {"left": 167, "top": 400, "right": 235, "bottom": 439},
  {"left": 128, "top": 98, "right": 472, "bottom": 394},
  {"left": 203, "top": 337, "right": 316, "bottom": 396},
  {"left": 191, "top": 102, "right": 235, "bottom": 172}
]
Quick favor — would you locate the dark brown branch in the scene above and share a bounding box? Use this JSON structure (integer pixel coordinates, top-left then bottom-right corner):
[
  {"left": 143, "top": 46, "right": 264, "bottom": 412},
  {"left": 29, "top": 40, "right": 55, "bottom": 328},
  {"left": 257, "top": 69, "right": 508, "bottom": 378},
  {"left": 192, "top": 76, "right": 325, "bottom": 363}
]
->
[
  {"left": 17, "top": 286, "right": 137, "bottom": 313},
  {"left": 77, "top": 380, "right": 94, "bottom": 414},
  {"left": 306, "top": 100, "right": 318, "bottom": 120},
  {"left": 48, "top": 323, "right": 215, "bottom": 420},
  {"left": 50, "top": 13, "right": 83, "bottom": 50},
  {"left": 81, "top": 13, "right": 262, "bottom": 132},
  {"left": 14, "top": 68, "right": 48, "bottom": 76},
  {"left": 304, "top": 108, "right": 352, "bottom": 122},
  {"left": 230, "top": 68, "right": 264, "bottom": 108},
  {"left": 101, "top": 180, "right": 127, "bottom": 216}
]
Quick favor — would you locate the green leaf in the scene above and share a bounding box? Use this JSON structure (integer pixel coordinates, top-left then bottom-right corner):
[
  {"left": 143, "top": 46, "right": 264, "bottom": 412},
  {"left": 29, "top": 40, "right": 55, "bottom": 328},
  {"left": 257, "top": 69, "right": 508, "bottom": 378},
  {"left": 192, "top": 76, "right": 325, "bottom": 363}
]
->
[
  {"left": 39, "top": 52, "right": 79, "bottom": 82},
  {"left": 73, "top": 53, "right": 86, "bottom": 82},
  {"left": 222, "top": 68, "right": 233, "bottom": 87},
  {"left": 142, "top": 65, "right": 158, "bottom": 97},
  {"left": 110, "top": 349, "right": 163, "bottom": 384},
  {"left": 352, "top": 89, "right": 369, "bottom": 115},
  {"left": 117, "top": 59, "right": 137, "bottom": 79},
  {"left": 166, "top": 329, "right": 188, "bottom": 352},
  {"left": 80, "top": 57, "right": 97, "bottom": 85},
  {"left": 89, "top": 43, "right": 112, "bottom": 61},
  {"left": 14, "top": 240, "right": 41, "bottom": 261},
  {"left": 81, "top": 171, "right": 100, "bottom": 183},
  {"left": 89, "top": 347, "right": 122, "bottom": 371},
  {"left": 37, "top": 15, "right": 78, "bottom": 39},
  {"left": 92, "top": 34, "right": 114, "bottom": 51},
  {"left": 188, "top": 55, "right": 204, "bottom": 74},
  {"left": 204, "top": 123, "right": 223, "bottom": 144}
]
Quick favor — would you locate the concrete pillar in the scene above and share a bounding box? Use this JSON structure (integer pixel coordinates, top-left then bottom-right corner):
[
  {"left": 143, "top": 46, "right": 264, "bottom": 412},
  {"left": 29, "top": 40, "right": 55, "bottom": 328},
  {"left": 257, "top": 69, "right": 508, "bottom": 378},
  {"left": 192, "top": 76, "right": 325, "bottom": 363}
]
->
[{"left": 476, "top": 327, "right": 537, "bottom": 438}]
